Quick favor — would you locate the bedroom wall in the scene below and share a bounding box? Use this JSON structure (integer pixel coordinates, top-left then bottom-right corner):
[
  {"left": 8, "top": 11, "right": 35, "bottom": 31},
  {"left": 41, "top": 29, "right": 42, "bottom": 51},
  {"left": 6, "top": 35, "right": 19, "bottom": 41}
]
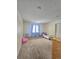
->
[
  {"left": 23, "top": 20, "right": 61, "bottom": 38},
  {"left": 23, "top": 21, "right": 31, "bottom": 36},
  {"left": 49, "top": 20, "right": 61, "bottom": 36},
  {"left": 43, "top": 20, "right": 61, "bottom": 37},
  {"left": 42, "top": 23, "right": 49, "bottom": 34},
  {"left": 23, "top": 21, "right": 44, "bottom": 36},
  {"left": 17, "top": 11, "right": 23, "bottom": 55}
]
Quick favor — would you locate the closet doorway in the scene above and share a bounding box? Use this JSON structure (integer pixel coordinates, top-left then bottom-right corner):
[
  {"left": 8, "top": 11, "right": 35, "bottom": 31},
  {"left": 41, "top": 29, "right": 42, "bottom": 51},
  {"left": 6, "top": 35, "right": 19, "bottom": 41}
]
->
[{"left": 55, "top": 23, "right": 61, "bottom": 38}]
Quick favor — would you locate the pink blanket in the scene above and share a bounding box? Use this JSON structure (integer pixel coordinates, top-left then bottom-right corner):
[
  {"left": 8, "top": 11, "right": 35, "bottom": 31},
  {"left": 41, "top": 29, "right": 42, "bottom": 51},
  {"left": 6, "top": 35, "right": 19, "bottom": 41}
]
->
[{"left": 21, "top": 37, "right": 28, "bottom": 44}]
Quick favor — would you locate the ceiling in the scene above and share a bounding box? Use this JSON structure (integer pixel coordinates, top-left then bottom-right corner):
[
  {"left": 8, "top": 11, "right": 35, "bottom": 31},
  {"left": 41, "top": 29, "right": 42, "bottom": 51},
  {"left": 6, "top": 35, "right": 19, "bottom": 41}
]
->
[{"left": 17, "top": 0, "right": 61, "bottom": 23}]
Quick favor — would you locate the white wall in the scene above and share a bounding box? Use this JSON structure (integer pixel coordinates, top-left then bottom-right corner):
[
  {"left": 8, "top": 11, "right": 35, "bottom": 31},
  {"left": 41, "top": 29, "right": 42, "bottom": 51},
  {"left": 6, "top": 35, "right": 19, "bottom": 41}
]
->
[
  {"left": 23, "top": 21, "right": 32, "bottom": 36},
  {"left": 23, "top": 21, "right": 44, "bottom": 36},
  {"left": 23, "top": 20, "right": 61, "bottom": 38},
  {"left": 17, "top": 11, "right": 23, "bottom": 55},
  {"left": 43, "top": 20, "right": 61, "bottom": 37}
]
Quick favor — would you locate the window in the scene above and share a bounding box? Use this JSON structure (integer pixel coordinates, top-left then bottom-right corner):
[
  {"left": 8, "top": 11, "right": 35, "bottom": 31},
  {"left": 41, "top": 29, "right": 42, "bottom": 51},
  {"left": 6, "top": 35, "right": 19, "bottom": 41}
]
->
[
  {"left": 32, "top": 24, "right": 40, "bottom": 33},
  {"left": 36, "top": 25, "right": 39, "bottom": 33},
  {"left": 32, "top": 24, "right": 36, "bottom": 33}
]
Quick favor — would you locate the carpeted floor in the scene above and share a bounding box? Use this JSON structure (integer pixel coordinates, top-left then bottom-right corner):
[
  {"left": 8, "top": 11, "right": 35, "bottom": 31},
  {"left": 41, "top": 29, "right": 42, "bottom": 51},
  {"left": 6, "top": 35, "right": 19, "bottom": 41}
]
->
[{"left": 17, "top": 38, "right": 52, "bottom": 59}]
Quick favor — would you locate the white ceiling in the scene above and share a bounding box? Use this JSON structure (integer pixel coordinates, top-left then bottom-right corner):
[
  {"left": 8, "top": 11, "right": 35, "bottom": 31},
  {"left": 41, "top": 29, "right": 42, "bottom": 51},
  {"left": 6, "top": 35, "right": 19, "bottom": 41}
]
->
[{"left": 17, "top": 0, "right": 61, "bottom": 23}]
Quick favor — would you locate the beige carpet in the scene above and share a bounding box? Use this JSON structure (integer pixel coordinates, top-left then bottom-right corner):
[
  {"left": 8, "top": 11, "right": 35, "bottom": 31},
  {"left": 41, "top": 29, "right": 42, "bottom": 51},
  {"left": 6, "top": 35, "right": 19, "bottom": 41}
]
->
[{"left": 17, "top": 38, "right": 52, "bottom": 59}]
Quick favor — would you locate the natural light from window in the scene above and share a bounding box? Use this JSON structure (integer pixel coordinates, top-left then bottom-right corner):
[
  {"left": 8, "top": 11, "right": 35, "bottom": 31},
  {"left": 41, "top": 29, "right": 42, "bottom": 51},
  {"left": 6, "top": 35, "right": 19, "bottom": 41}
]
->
[{"left": 32, "top": 24, "right": 39, "bottom": 33}]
